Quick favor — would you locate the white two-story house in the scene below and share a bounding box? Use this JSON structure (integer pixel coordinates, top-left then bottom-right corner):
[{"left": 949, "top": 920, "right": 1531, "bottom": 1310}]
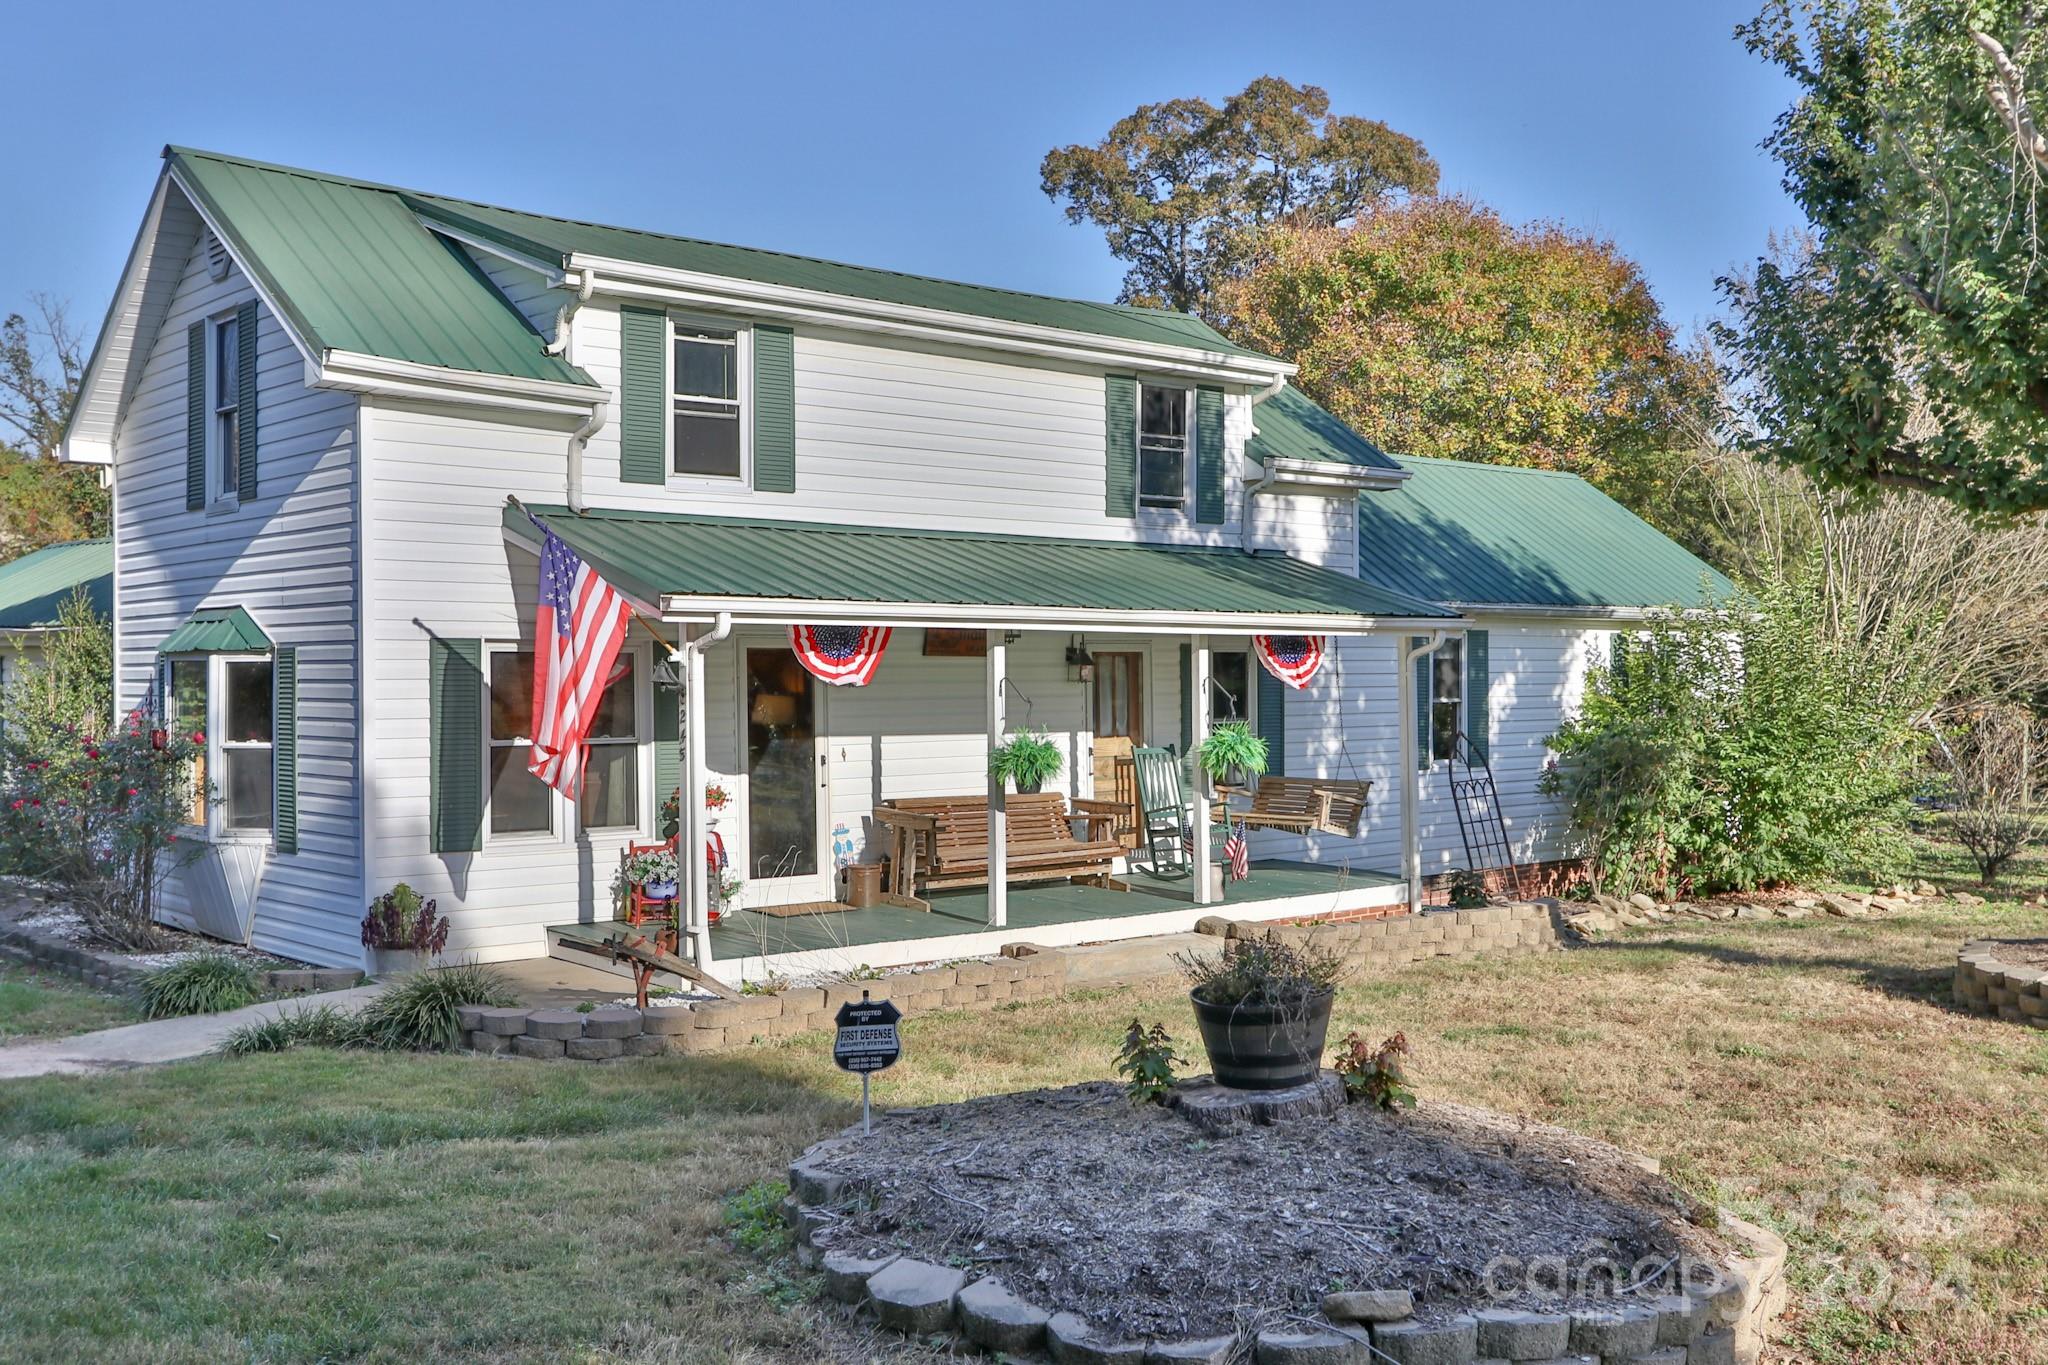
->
[{"left": 61, "top": 147, "right": 1727, "bottom": 980}]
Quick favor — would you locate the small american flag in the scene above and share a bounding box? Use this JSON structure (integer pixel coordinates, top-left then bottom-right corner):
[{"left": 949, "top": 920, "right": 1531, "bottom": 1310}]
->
[
  {"left": 527, "top": 510, "right": 633, "bottom": 797},
  {"left": 1224, "top": 818, "right": 1250, "bottom": 881}
]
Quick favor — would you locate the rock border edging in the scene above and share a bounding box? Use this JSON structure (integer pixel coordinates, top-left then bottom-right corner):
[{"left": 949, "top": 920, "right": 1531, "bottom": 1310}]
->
[{"left": 783, "top": 1128, "right": 1788, "bottom": 1365}]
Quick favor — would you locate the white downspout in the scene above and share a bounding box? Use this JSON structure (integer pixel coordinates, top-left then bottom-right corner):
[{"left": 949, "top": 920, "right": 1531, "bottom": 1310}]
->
[
  {"left": 1399, "top": 629, "right": 1454, "bottom": 915},
  {"left": 676, "top": 612, "right": 733, "bottom": 970},
  {"left": 552, "top": 269, "right": 603, "bottom": 514}
]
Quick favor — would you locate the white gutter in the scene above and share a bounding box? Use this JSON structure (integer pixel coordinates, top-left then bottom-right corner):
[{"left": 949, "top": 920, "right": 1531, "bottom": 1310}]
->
[
  {"left": 545, "top": 267, "right": 597, "bottom": 359},
  {"left": 575, "top": 253, "right": 1294, "bottom": 390}
]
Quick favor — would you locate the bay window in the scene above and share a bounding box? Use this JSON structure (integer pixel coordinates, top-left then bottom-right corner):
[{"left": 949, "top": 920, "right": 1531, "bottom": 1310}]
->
[{"left": 162, "top": 653, "right": 272, "bottom": 835}]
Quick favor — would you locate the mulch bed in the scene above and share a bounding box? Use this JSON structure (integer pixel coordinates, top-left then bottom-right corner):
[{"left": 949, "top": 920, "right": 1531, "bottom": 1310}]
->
[
  {"left": 1982, "top": 938, "right": 2048, "bottom": 969},
  {"left": 811, "top": 1083, "right": 1730, "bottom": 1341}
]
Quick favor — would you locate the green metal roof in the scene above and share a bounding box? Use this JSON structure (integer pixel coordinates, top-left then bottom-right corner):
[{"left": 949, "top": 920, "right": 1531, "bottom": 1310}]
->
[
  {"left": 511, "top": 504, "right": 1455, "bottom": 623},
  {"left": 1355, "top": 456, "right": 1733, "bottom": 610},
  {"left": 159, "top": 605, "right": 272, "bottom": 654},
  {"left": 0, "top": 539, "right": 112, "bottom": 632},
  {"left": 170, "top": 149, "right": 591, "bottom": 388},
  {"left": 1249, "top": 386, "right": 1400, "bottom": 471},
  {"left": 167, "top": 148, "right": 1275, "bottom": 376}
]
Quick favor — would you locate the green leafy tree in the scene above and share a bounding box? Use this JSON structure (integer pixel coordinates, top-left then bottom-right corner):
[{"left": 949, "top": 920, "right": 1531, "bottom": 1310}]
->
[
  {"left": 0, "top": 297, "right": 106, "bottom": 556},
  {"left": 1542, "top": 563, "right": 1932, "bottom": 896},
  {"left": 1040, "top": 76, "right": 1438, "bottom": 317},
  {"left": 2, "top": 588, "right": 113, "bottom": 747},
  {"left": 1721, "top": 0, "right": 2048, "bottom": 512},
  {"left": 1215, "top": 197, "right": 1715, "bottom": 500}
]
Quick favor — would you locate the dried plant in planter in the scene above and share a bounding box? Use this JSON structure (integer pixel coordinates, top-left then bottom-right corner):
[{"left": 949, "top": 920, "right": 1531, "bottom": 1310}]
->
[
  {"left": 1176, "top": 936, "right": 1346, "bottom": 1012},
  {"left": 1334, "top": 1030, "right": 1416, "bottom": 1110},
  {"left": 360, "top": 882, "right": 451, "bottom": 953},
  {"left": 1115, "top": 1019, "right": 1184, "bottom": 1105}
]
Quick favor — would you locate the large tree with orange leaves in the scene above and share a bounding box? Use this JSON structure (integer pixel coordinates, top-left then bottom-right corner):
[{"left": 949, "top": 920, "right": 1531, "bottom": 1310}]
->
[{"left": 1214, "top": 197, "right": 1714, "bottom": 502}]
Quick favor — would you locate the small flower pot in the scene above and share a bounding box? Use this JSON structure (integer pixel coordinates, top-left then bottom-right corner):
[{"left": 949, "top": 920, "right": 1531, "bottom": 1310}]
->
[
  {"left": 1190, "top": 986, "right": 1335, "bottom": 1091},
  {"left": 367, "top": 947, "right": 432, "bottom": 977}
]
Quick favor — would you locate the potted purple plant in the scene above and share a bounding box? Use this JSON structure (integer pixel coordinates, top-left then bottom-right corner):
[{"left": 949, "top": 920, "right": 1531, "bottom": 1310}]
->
[{"left": 360, "top": 882, "right": 451, "bottom": 976}]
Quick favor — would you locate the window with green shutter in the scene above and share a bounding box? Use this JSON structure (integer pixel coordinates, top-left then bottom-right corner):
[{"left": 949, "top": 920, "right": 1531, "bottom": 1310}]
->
[
  {"left": 429, "top": 637, "right": 485, "bottom": 854},
  {"left": 1256, "top": 663, "right": 1285, "bottom": 777},
  {"left": 185, "top": 322, "right": 206, "bottom": 510},
  {"left": 273, "top": 646, "right": 298, "bottom": 853},
  {"left": 619, "top": 306, "right": 667, "bottom": 485},
  {"left": 752, "top": 324, "right": 795, "bottom": 492},
  {"left": 1194, "top": 386, "right": 1224, "bottom": 524},
  {"left": 235, "top": 299, "right": 259, "bottom": 502},
  {"left": 1104, "top": 375, "right": 1136, "bottom": 518},
  {"left": 1464, "top": 629, "right": 1490, "bottom": 763}
]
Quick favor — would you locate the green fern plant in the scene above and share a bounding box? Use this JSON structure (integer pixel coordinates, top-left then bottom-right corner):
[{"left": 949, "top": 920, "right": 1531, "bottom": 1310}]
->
[
  {"left": 1197, "top": 721, "right": 1269, "bottom": 785},
  {"left": 988, "top": 730, "right": 1064, "bottom": 792}
]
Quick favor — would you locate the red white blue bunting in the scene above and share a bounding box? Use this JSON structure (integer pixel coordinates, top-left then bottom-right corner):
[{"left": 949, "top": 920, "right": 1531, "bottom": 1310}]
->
[
  {"left": 789, "top": 625, "right": 893, "bottom": 686},
  {"left": 1253, "top": 634, "right": 1327, "bottom": 690}
]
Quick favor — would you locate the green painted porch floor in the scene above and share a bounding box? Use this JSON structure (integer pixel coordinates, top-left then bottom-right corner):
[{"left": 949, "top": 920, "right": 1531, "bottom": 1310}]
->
[{"left": 550, "top": 860, "right": 1398, "bottom": 961}]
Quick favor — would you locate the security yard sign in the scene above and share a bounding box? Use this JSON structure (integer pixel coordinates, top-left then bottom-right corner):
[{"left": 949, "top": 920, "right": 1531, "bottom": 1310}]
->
[{"left": 833, "top": 993, "right": 902, "bottom": 1134}]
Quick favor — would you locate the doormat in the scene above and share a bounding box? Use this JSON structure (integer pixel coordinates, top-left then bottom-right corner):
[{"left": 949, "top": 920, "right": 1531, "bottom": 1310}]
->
[{"left": 750, "top": 900, "right": 856, "bottom": 918}]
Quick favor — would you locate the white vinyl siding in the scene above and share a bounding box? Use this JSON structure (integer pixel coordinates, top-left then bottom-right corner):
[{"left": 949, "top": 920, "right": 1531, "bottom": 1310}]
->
[{"left": 110, "top": 221, "right": 362, "bottom": 966}]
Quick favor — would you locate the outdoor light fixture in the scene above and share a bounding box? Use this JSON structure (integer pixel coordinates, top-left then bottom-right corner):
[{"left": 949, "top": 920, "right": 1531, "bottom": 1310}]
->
[{"left": 1066, "top": 637, "right": 1096, "bottom": 684}]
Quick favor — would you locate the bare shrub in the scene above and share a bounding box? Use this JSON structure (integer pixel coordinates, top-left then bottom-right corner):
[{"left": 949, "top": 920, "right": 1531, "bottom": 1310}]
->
[{"left": 1941, "top": 704, "right": 2043, "bottom": 885}]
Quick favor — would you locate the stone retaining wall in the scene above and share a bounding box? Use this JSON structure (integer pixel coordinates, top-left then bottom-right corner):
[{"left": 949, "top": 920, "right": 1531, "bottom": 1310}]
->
[
  {"left": 1953, "top": 940, "right": 2048, "bottom": 1027},
  {"left": 1201, "top": 900, "right": 1567, "bottom": 965},
  {"left": 785, "top": 1129, "right": 1788, "bottom": 1365},
  {"left": 459, "top": 947, "right": 1073, "bottom": 1060}
]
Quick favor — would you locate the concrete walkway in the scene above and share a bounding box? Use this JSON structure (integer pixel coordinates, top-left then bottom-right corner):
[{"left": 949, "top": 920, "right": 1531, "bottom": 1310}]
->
[{"left": 0, "top": 983, "right": 385, "bottom": 1080}]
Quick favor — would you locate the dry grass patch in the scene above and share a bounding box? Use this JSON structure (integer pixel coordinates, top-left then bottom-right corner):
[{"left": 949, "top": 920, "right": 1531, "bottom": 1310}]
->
[{"left": 0, "top": 885, "right": 2042, "bottom": 1363}]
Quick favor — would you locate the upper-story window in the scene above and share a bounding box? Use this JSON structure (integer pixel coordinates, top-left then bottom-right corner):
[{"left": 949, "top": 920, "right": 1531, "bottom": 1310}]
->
[
  {"left": 1138, "top": 383, "right": 1189, "bottom": 509},
  {"left": 210, "top": 312, "right": 241, "bottom": 504},
  {"left": 672, "top": 321, "right": 748, "bottom": 480}
]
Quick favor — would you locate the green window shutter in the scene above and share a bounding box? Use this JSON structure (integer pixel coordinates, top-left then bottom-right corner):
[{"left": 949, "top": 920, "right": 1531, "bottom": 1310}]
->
[
  {"left": 1256, "top": 662, "right": 1285, "bottom": 777},
  {"left": 1412, "top": 637, "right": 1430, "bottom": 769},
  {"left": 1178, "top": 643, "right": 1193, "bottom": 754},
  {"left": 1194, "top": 385, "right": 1225, "bottom": 525},
  {"left": 619, "top": 305, "right": 666, "bottom": 485},
  {"left": 185, "top": 322, "right": 206, "bottom": 510},
  {"left": 273, "top": 646, "right": 298, "bottom": 854},
  {"left": 236, "top": 299, "right": 259, "bottom": 502},
  {"left": 1465, "top": 629, "right": 1489, "bottom": 764},
  {"left": 654, "top": 673, "right": 681, "bottom": 835},
  {"left": 1104, "top": 375, "right": 1136, "bottom": 518},
  {"left": 752, "top": 324, "right": 796, "bottom": 493},
  {"left": 429, "top": 637, "right": 484, "bottom": 854}
]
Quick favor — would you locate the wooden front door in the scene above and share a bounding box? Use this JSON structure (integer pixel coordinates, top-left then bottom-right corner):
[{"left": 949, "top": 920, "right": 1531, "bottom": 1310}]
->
[{"left": 1091, "top": 652, "right": 1144, "bottom": 846}]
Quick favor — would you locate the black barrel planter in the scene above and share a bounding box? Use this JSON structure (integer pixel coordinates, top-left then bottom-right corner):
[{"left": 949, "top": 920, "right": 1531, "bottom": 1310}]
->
[{"left": 1190, "top": 987, "right": 1335, "bottom": 1090}]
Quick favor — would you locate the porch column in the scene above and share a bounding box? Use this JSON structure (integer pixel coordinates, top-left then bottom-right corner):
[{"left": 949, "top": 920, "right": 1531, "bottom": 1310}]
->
[
  {"left": 985, "top": 629, "right": 1008, "bottom": 928},
  {"left": 682, "top": 629, "right": 714, "bottom": 967},
  {"left": 1190, "top": 635, "right": 1214, "bottom": 905},
  {"left": 1396, "top": 635, "right": 1422, "bottom": 914}
]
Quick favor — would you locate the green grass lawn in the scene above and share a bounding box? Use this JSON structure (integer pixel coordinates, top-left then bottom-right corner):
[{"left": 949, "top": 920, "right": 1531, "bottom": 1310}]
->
[
  {"left": 0, "top": 961, "right": 137, "bottom": 1044},
  {"left": 0, "top": 865, "right": 2044, "bottom": 1362}
]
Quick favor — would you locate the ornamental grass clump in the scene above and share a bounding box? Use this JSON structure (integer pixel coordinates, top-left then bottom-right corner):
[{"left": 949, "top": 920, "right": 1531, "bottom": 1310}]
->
[
  {"left": 219, "top": 1004, "right": 361, "bottom": 1056},
  {"left": 140, "top": 954, "right": 261, "bottom": 1019},
  {"left": 1177, "top": 936, "right": 1345, "bottom": 1011},
  {"left": 351, "top": 962, "right": 517, "bottom": 1052}
]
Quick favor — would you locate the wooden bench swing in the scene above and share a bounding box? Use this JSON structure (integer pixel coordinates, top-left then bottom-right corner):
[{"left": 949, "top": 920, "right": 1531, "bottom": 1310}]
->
[{"left": 872, "top": 792, "right": 1128, "bottom": 912}]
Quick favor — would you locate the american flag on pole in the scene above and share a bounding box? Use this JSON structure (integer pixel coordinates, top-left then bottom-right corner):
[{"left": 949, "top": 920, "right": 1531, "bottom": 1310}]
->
[
  {"left": 1223, "top": 818, "right": 1251, "bottom": 881},
  {"left": 526, "top": 510, "right": 634, "bottom": 797}
]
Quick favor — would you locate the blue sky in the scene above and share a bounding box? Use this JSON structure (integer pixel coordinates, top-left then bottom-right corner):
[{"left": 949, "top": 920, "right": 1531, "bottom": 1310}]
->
[{"left": 7, "top": 1, "right": 1797, "bottom": 350}]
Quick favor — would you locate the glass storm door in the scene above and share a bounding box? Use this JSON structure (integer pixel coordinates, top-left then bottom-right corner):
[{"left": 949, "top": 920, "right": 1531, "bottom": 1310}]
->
[{"left": 743, "top": 647, "right": 829, "bottom": 904}]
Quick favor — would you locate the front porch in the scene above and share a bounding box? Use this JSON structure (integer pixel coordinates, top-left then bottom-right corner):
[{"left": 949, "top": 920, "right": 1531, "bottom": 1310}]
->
[{"left": 550, "top": 858, "right": 1403, "bottom": 985}]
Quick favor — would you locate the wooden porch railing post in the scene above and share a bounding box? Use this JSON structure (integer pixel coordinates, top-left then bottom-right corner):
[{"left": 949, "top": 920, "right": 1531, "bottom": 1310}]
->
[
  {"left": 683, "top": 629, "right": 714, "bottom": 967},
  {"left": 1191, "top": 634, "right": 1213, "bottom": 905},
  {"left": 986, "top": 630, "right": 1008, "bottom": 929}
]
